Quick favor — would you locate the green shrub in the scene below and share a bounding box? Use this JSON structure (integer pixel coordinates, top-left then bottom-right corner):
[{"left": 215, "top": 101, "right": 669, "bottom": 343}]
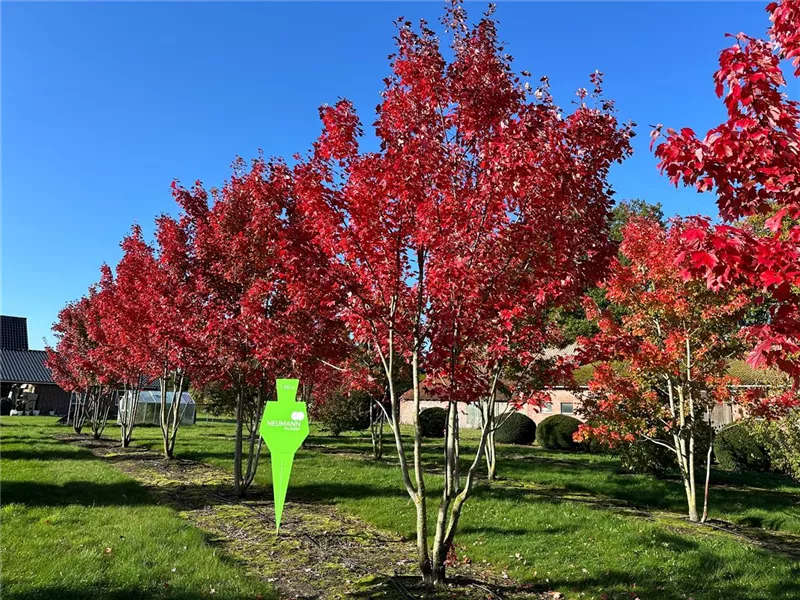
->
[
  {"left": 753, "top": 411, "right": 800, "bottom": 481},
  {"left": 495, "top": 412, "right": 536, "bottom": 445},
  {"left": 617, "top": 421, "right": 714, "bottom": 477},
  {"left": 714, "top": 423, "right": 770, "bottom": 472},
  {"left": 618, "top": 440, "right": 676, "bottom": 478},
  {"left": 313, "top": 389, "right": 371, "bottom": 436},
  {"left": 536, "top": 415, "right": 581, "bottom": 450},
  {"left": 418, "top": 407, "right": 448, "bottom": 438}
]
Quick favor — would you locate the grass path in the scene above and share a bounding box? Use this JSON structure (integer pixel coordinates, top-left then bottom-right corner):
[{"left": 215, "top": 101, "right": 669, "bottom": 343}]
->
[{"left": 61, "top": 434, "right": 540, "bottom": 599}]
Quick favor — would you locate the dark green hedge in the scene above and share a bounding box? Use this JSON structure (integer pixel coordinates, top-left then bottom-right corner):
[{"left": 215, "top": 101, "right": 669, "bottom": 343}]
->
[
  {"left": 714, "top": 423, "right": 770, "bottom": 472},
  {"left": 495, "top": 412, "right": 536, "bottom": 445},
  {"left": 536, "top": 414, "right": 581, "bottom": 450},
  {"left": 419, "top": 407, "right": 448, "bottom": 438},
  {"left": 314, "top": 389, "right": 371, "bottom": 436}
]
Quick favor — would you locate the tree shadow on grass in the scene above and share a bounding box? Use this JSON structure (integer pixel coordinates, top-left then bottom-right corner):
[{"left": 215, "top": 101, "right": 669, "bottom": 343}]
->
[
  {"left": 1, "top": 480, "right": 155, "bottom": 507},
  {"left": 537, "top": 546, "right": 800, "bottom": 600},
  {"left": 1, "top": 585, "right": 276, "bottom": 600},
  {"left": 1, "top": 447, "right": 97, "bottom": 461}
]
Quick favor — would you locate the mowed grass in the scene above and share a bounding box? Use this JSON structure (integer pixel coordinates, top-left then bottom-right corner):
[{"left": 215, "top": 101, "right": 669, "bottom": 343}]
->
[
  {"left": 0, "top": 417, "right": 275, "bottom": 600},
  {"left": 131, "top": 416, "right": 800, "bottom": 600}
]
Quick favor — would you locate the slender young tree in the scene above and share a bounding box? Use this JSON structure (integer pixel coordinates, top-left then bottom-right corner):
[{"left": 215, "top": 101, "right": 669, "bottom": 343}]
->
[
  {"left": 96, "top": 230, "right": 159, "bottom": 447},
  {"left": 576, "top": 217, "right": 752, "bottom": 521},
  {"left": 46, "top": 291, "right": 117, "bottom": 440},
  {"left": 184, "top": 156, "right": 348, "bottom": 494},
  {"left": 149, "top": 184, "right": 211, "bottom": 459},
  {"left": 294, "top": 3, "right": 632, "bottom": 584}
]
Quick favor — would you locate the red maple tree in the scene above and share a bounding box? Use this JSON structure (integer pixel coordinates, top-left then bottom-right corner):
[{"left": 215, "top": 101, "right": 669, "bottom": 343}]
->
[
  {"left": 185, "top": 156, "right": 347, "bottom": 495},
  {"left": 294, "top": 3, "right": 632, "bottom": 583},
  {"left": 576, "top": 217, "right": 755, "bottom": 521},
  {"left": 96, "top": 227, "right": 160, "bottom": 447},
  {"left": 46, "top": 287, "right": 118, "bottom": 439},
  {"left": 652, "top": 0, "right": 800, "bottom": 414}
]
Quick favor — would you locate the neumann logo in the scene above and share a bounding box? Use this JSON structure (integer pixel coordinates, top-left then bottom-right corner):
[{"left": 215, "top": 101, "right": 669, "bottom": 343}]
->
[{"left": 266, "top": 414, "right": 304, "bottom": 429}]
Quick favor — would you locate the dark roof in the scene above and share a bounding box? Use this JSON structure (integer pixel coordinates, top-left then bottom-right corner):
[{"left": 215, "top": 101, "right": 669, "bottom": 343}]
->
[
  {"left": 1, "top": 316, "right": 29, "bottom": 351},
  {"left": 0, "top": 350, "right": 55, "bottom": 384}
]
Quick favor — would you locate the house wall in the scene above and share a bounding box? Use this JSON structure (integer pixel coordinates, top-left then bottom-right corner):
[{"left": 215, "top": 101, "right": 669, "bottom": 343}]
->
[
  {"left": 399, "top": 389, "right": 586, "bottom": 429},
  {"left": 34, "top": 385, "right": 72, "bottom": 415},
  {"left": 399, "top": 390, "right": 745, "bottom": 430}
]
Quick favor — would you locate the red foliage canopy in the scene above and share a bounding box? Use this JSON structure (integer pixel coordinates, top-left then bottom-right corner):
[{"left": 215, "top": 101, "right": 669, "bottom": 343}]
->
[
  {"left": 295, "top": 5, "right": 634, "bottom": 402},
  {"left": 577, "top": 217, "right": 752, "bottom": 444},
  {"left": 653, "top": 1, "right": 800, "bottom": 406}
]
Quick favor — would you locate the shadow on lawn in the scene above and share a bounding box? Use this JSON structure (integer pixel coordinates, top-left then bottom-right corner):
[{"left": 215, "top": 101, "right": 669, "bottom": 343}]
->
[
  {"left": 536, "top": 536, "right": 800, "bottom": 600},
  {"left": 0, "top": 447, "right": 97, "bottom": 461},
  {"left": 2, "top": 480, "right": 154, "bottom": 507},
  {"left": 496, "top": 453, "right": 800, "bottom": 521},
  {"left": 2, "top": 585, "right": 273, "bottom": 600}
]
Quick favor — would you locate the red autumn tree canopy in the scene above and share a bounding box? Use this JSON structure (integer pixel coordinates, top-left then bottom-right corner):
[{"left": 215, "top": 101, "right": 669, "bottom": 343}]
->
[
  {"left": 577, "top": 217, "right": 752, "bottom": 444},
  {"left": 653, "top": 1, "right": 800, "bottom": 408},
  {"left": 295, "top": 8, "right": 634, "bottom": 405},
  {"left": 576, "top": 216, "right": 756, "bottom": 520}
]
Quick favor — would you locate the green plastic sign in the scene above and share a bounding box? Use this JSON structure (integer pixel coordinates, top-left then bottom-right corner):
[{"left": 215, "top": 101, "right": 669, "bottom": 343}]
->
[{"left": 259, "top": 379, "right": 309, "bottom": 532}]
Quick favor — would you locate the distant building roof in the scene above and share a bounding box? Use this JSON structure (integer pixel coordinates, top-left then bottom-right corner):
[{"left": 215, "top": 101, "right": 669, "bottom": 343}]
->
[
  {"left": 1, "top": 316, "right": 29, "bottom": 351},
  {"left": 572, "top": 359, "right": 790, "bottom": 388},
  {"left": 0, "top": 349, "right": 55, "bottom": 384}
]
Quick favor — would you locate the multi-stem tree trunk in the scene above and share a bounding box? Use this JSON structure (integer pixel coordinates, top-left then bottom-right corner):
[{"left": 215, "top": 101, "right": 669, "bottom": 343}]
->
[
  {"left": 233, "top": 380, "right": 266, "bottom": 497},
  {"left": 88, "top": 386, "right": 113, "bottom": 440},
  {"left": 72, "top": 389, "right": 89, "bottom": 434},
  {"left": 160, "top": 368, "right": 187, "bottom": 459},
  {"left": 119, "top": 380, "right": 142, "bottom": 448},
  {"left": 379, "top": 318, "right": 500, "bottom": 584},
  {"left": 374, "top": 249, "right": 504, "bottom": 586}
]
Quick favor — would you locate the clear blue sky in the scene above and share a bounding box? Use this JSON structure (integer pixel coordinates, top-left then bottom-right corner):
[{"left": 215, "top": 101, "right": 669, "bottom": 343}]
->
[{"left": 2, "top": 1, "right": 785, "bottom": 348}]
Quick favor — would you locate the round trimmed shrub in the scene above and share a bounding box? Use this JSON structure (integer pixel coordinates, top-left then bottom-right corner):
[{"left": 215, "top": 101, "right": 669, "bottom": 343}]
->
[
  {"left": 418, "top": 407, "right": 448, "bottom": 438},
  {"left": 314, "top": 389, "right": 371, "bottom": 436},
  {"left": 714, "top": 423, "right": 770, "bottom": 472},
  {"left": 494, "top": 413, "right": 536, "bottom": 445},
  {"left": 536, "top": 414, "right": 581, "bottom": 450}
]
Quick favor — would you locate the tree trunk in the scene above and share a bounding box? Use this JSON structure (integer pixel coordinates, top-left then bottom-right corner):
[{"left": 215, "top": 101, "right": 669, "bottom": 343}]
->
[
  {"left": 484, "top": 405, "right": 497, "bottom": 481},
  {"left": 410, "top": 345, "right": 432, "bottom": 582},
  {"left": 370, "top": 396, "right": 385, "bottom": 461},
  {"left": 89, "top": 387, "right": 112, "bottom": 440},
  {"left": 701, "top": 416, "right": 714, "bottom": 523},
  {"left": 120, "top": 382, "right": 141, "bottom": 448},
  {"left": 161, "top": 369, "right": 186, "bottom": 459},
  {"left": 234, "top": 380, "right": 266, "bottom": 497},
  {"left": 427, "top": 371, "right": 499, "bottom": 585},
  {"left": 233, "top": 384, "right": 245, "bottom": 497},
  {"left": 674, "top": 431, "right": 699, "bottom": 521},
  {"left": 73, "top": 389, "right": 88, "bottom": 434}
]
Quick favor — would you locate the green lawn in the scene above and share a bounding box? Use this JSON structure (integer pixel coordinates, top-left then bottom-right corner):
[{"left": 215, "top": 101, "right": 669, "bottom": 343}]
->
[
  {"left": 0, "top": 417, "right": 275, "bottom": 600},
  {"left": 3, "top": 416, "right": 800, "bottom": 600},
  {"left": 140, "top": 416, "right": 800, "bottom": 600}
]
